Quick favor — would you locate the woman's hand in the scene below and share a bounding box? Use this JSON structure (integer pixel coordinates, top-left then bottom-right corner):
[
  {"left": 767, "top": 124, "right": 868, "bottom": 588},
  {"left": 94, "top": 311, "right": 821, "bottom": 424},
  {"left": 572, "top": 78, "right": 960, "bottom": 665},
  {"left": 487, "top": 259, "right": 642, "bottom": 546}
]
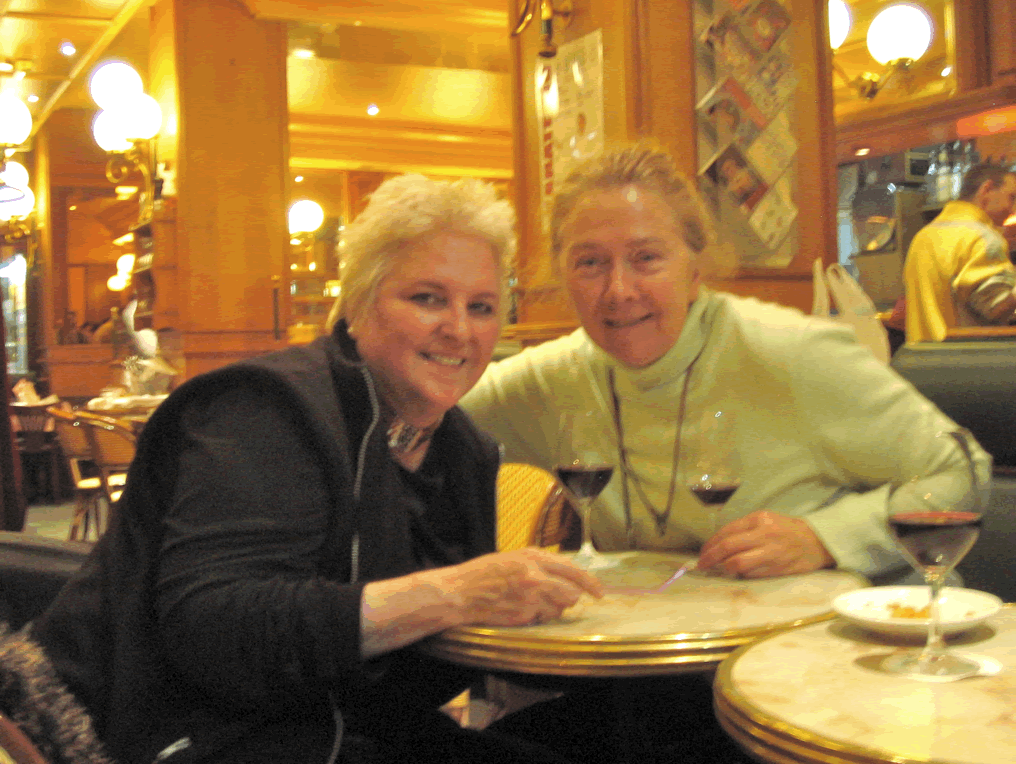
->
[
  {"left": 696, "top": 511, "right": 835, "bottom": 579},
  {"left": 360, "top": 548, "right": 603, "bottom": 658},
  {"left": 425, "top": 548, "right": 605, "bottom": 627}
]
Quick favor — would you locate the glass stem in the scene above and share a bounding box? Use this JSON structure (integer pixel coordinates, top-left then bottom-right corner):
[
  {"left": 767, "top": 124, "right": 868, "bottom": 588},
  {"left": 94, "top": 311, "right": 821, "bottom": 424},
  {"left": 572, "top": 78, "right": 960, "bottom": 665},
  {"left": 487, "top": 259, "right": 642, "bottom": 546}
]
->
[
  {"left": 918, "top": 572, "right": 946, "bottom": 669},
  {"left": 577, "top": 499, "right": 596, "bottom": 557}
]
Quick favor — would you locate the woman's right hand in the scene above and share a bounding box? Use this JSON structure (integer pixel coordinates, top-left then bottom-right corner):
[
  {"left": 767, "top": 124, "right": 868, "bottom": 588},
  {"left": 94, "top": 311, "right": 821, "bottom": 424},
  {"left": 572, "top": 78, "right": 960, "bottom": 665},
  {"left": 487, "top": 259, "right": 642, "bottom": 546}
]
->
[
  {"left": 360, "top": 549, "right": 603, "bottom": 658},
  {"left": 425, "top": 548, "right": 604, "bottom": 627}
]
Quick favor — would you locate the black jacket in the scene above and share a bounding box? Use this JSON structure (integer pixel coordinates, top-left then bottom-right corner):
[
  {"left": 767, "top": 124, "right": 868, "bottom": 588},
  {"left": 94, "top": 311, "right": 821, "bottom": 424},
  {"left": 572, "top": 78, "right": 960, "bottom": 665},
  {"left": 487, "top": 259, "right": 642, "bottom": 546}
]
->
[{"left": 30, "top": 327, "right": 499, "bottom": 764}]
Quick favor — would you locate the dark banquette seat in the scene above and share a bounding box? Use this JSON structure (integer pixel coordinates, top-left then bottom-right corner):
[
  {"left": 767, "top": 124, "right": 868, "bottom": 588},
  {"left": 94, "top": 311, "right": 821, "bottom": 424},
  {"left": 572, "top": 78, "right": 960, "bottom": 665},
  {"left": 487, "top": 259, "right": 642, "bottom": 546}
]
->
[
  {"left": 0, "top": 532, "right": 92, "bottom": 630},
  {"left": 892, "top": 342, "right": 1016, "bottom": 602}
]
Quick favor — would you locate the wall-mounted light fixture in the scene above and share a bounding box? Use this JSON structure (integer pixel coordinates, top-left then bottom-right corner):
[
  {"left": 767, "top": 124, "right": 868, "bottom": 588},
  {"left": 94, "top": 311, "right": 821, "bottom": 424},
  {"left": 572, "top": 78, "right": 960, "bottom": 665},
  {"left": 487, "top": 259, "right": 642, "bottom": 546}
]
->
[
  {"left": 829, "top": 1, "right": 934, "bottom": 100},
  {"left": 511, "top": 0, "right": 573, "bottom": 58},
  {"left": 88, "top": 61, "right": 163, "bottom": 227},
  {"left": 107, "top": 253, "right": 135, "bottom": 292},
  {"left": 288, "top": 200, "right": 325, "bottom": 270},
  {"left": 0, "top": 159, "right": 35, "bottom": 242}
]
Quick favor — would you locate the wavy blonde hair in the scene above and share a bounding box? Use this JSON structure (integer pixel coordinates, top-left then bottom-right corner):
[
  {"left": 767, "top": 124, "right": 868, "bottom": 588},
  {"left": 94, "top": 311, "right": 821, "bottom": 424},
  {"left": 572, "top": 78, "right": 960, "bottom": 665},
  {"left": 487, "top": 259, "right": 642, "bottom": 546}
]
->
[
  {"left": 550, "top": 142, "right": 728, "bottom": 275},
  {"left": 327, "top": 174, "right": 516, "bottom": 332}
]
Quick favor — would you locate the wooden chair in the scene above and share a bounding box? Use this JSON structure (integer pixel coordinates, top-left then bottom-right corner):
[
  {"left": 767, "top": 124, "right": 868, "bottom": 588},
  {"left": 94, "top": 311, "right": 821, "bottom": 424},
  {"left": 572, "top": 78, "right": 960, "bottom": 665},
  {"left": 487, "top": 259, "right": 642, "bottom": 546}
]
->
[
  {"left": 75, "top": 411, "right": 136, "bottom": 511},
  {"left": 47, "top": 406, "right": 122, "bottom": 541}
]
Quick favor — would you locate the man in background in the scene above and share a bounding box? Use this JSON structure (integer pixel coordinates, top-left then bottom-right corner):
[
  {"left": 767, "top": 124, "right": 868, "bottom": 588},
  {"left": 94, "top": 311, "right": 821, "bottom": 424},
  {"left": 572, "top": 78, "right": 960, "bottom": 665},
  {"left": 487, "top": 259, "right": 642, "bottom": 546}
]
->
[{"left": 904, "top": 163, "right": 1016, "bottom": 342}]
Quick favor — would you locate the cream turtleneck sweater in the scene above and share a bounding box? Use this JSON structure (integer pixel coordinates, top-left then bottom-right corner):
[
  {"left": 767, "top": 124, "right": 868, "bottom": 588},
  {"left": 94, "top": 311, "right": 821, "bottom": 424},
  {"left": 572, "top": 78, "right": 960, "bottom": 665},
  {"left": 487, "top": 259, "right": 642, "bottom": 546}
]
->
[{"left": 461, "top": 288, "right": 989, "bottom": 578}]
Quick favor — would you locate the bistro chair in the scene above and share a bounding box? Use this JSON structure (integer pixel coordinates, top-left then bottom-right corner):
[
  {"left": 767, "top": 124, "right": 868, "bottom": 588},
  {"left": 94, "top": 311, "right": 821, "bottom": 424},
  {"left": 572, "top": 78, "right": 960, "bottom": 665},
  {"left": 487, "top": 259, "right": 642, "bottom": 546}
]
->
[
  {"left": 8, "top": 403, "right": 62, "bottom": 505},
  {"left": 496, "top": 462, "right": 576, "bottom": 553},
  {"left": 47, "top": 406, "right": 122, "bottom": 541},
  {"left": 74, "top": 411, "right": 136, "bottom": 530}
]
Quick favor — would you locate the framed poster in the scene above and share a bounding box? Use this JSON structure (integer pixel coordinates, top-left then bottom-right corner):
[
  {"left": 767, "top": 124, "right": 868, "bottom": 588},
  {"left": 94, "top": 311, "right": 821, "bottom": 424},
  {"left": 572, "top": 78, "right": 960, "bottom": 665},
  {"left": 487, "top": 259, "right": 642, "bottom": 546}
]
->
[
  {"left": 695, "top": 0, "right": 800, "bottom": 269},
  {"left": 534, "top": 29, "right": 604, "bottom": 237}
]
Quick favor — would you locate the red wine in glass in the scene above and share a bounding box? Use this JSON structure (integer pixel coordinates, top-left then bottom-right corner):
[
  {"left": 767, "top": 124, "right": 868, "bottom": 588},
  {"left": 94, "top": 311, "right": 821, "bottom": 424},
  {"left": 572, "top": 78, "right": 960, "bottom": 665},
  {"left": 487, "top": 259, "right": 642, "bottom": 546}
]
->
[
  {"left": 888, "top": 511, "right": 982, "bottom": 577},
  {"left": 689, "top": 481, "right": 740, "bottom": 506},
  {"left": 556, "top": 465, "right": 614, "bottom": 502}
]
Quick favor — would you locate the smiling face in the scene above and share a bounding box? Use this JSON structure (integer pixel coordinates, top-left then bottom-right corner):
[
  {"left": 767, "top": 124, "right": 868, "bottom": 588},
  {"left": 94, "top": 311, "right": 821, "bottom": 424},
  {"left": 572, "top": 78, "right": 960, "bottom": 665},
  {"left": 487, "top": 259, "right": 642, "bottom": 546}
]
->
[
  {"left": 349, "top": 230, "right": 502, "bottom": 426},
  {"left": 558, "top": 185, "right": 701, "bottom": 368}
]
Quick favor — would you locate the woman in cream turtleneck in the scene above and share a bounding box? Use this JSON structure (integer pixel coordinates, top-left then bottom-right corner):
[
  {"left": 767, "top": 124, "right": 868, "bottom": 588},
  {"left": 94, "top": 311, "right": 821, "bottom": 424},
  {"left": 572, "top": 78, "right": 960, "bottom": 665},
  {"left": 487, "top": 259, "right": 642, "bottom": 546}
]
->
[{"left": 461, "top": 143, "right": 988, "bottom": 584}]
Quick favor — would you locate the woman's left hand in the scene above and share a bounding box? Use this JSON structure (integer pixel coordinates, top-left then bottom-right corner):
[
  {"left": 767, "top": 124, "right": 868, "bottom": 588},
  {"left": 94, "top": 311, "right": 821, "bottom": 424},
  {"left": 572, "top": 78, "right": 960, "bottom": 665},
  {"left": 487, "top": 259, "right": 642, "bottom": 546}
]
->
[{"left": 696, "top": 511, "right": 835, "bottom": 578}]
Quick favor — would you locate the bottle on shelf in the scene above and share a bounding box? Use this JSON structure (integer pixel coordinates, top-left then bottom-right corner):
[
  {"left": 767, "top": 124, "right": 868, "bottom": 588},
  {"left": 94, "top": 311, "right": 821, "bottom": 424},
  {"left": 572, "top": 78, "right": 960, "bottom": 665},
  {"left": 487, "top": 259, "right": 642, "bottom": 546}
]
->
[
  {"left": 950, "top": 140, "right": 965, "bottom": 200},
  {"left": 924, "top": 147, "right": 939, "bottom": 205},
  {"left": 935, "top": 144, "right": 952, "bottom": 204}
]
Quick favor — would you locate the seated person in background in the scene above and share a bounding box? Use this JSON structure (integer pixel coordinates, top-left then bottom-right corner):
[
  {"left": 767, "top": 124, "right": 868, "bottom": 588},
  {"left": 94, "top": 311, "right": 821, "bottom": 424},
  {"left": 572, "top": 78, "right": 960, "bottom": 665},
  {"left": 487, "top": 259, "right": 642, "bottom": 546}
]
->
[
  {"left": 462, "top": 143, "right": 990, "bottom": 584},
  {"left": 904, "top": 163, "right": 1016, "bottom": 342},
  {"left": 26, "top": 174, "right": 600, "bottom": 764}
]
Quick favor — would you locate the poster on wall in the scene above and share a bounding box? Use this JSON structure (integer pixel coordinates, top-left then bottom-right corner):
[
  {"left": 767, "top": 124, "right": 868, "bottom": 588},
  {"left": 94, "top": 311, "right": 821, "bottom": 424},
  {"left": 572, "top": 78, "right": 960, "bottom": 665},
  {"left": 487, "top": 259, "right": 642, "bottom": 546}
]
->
[
  {"left": 694, "top": 0, "right": 799, "bottom": 269},
  {"left": 534, "top": 29, "right": 604, "bottom": 237}
]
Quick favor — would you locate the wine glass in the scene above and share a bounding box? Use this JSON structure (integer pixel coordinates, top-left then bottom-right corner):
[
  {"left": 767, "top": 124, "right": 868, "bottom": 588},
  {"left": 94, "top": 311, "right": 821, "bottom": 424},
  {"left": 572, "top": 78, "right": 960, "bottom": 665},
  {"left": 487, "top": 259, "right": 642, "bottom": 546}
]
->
[
  {"left": 882, "top": 429, "right": 987, "bottom": 681},
  {"left": 686, "top": 408, "right": 741, "bottom": 538},
  {"left": 555, "top": 408, "right": 617, "bottom": 570}
]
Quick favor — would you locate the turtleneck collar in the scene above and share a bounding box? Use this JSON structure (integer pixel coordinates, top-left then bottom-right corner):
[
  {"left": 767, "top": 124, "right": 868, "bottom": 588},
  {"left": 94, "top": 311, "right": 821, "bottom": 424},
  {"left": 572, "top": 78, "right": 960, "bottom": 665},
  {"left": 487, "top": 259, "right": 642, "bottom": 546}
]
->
[{"left": 585, "top": 287, "right": 718, "bottom": 393}]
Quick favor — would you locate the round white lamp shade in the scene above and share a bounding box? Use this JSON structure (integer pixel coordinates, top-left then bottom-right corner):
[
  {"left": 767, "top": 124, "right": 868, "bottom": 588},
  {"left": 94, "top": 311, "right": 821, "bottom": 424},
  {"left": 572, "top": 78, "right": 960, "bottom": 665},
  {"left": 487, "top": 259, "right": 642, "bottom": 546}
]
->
[
  {"left": 107, "top": 273, "right": 129, "bottom": 292},
  {"left": 0, "top": 94, "right": 33, "bottom": 147},
  {"left": 117, "top": 94, "right": 163, "bottom": 140},
  {"left": 89, "top": 62, "right": 144, "bottom": 110},
  {"left": 0, "top": 185, "right": 34, "bottom": 221},
  {"left": 92, "top": 110, "right": 133, "bottom": 152},
  {"left": 289, "top": 200, "right": 325, "bottom": 234},
  {"left": 116, "top": 254, "right": 136, "bottom": 273},
  {"left": 828, "top": 0, "right": 851, "bottom": 50},
  {"left": 867, "top": 3, "right": 934, "bottom": 65},
  {"left": 0, "top": 160, "right": 30, "bottom": 191}
]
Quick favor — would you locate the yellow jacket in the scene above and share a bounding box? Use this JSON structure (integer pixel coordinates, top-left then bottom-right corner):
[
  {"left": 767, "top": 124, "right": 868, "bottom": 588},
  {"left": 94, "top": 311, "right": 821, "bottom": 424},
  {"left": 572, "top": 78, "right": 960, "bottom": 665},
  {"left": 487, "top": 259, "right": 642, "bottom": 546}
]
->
[{"left": 904, "top": 200, "right": 1016, "bottom": 342}]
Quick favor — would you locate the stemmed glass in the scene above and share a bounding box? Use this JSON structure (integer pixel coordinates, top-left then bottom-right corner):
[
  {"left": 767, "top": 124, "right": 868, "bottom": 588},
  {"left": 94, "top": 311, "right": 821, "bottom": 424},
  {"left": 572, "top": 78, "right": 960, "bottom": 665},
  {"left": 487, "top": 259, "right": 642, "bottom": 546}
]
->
[
  {"left": 686, "top": 408, "right": 741, "bottom": 538},
  {"left": 882, "top": 429, "right": 987, "bottom": 681},
  {"left": 556, "top": 408, "right": 617, "bottom": 570}
]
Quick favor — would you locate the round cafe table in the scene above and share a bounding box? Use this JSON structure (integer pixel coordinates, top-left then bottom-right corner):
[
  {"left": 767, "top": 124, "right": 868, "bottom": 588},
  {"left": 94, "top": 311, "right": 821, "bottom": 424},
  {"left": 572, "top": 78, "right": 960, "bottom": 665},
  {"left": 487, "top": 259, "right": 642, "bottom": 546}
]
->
[
  {"left": 423, "top": 551, "right": 869, "bottom": 678},
  {"left": 715, "top": 605, "right": 1016, "bottom": 764}
]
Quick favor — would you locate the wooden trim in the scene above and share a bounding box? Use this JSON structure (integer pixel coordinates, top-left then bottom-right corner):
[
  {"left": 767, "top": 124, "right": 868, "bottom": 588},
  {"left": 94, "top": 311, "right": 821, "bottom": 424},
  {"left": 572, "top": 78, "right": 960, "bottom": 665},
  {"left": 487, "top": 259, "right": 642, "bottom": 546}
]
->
[
  {"left": 952, "top": 0, "right": 991, "bottom": 91},
  {"left": 237, "top": 0, "right": 506, "bottom": 32},
  {"left": 836, "top": 84, "right": 1016, "bottom": 163}
]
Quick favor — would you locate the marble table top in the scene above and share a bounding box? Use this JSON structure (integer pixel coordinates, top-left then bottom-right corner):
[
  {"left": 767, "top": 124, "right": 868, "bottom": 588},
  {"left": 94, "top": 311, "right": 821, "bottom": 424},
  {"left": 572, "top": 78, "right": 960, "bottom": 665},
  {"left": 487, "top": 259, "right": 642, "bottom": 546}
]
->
[
  {"left": 715, "top": 605, "right": 1016, "bottom": 764},
  {"left": 423, "top": 551, "right": 868, "bottom": 677}
]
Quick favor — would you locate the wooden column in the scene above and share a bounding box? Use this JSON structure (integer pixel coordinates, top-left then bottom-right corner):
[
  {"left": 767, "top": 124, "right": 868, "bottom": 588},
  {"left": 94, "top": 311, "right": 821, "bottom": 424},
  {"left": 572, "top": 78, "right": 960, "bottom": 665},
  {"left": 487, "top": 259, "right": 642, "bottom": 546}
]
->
[
  {"left": 149, "top": 0, "right": 289, "bottom": 378},
  {"left": 509, "top": 0, "right": 837, "bottom": 329}
]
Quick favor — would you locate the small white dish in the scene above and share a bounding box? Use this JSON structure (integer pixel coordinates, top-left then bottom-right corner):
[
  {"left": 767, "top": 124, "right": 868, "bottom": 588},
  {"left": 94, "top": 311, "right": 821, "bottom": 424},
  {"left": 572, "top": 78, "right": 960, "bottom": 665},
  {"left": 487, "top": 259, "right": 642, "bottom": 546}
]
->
[{"left": 833, "top": 586, "right": 1003, "bottom": 639}]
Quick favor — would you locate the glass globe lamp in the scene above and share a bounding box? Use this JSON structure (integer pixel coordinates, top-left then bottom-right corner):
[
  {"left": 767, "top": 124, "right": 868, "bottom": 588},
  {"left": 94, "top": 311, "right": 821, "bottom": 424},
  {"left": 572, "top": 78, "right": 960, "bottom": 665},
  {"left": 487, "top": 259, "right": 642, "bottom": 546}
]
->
[
  {"left": 867, "top": 3, "right": 933, "bottom": 65},
  {"left": 0, "top": 186, "right": 34, "bottom": 221},
  {"left": 0, "top": 94, "right": 32, "bottom": 148},
  {"left": 828, "top": 0, "right": 851, "bottom": 50},
  {"left": 117, "top": 94, "right": 163, "bottom": 141},
  {"left": 0, "top": 161, "right": 30, "bottom": 191},
  {"left": 89, "top": 62, "right": 144, "bottom": 111},
  {"left": 289, "top": 200, "right": 325, "bottom": 235},
  {"left": 92, "top": 110, "right": 133, "bottom": 153}
]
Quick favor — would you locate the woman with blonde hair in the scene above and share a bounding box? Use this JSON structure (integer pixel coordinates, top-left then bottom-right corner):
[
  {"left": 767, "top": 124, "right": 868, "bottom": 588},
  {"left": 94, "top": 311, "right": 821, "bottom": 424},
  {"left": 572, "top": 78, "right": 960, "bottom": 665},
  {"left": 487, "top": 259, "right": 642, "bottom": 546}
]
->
[
  {"left": 28, "top": 174, "right": 600, "bottom": 764},
  {"left": 466, "top": 144, "right": 988, "bottom": 763}
]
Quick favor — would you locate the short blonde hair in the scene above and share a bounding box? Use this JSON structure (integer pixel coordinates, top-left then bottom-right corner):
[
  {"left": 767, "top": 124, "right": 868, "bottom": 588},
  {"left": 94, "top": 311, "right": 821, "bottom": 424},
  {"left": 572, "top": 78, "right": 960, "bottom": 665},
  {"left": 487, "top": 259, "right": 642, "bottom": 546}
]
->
[
  {"left": 551, "top": 143, "right": 721, "bottom": 272},
  {"left": 328, "top": 174, "right": 516, "bottom": 331}
]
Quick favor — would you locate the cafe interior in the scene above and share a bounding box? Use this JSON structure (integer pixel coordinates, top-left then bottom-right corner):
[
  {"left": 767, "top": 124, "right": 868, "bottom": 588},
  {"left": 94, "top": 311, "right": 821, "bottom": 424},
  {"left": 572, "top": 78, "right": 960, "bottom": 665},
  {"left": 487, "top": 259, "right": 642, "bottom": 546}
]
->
[{"left": 2, "top": 1, "right": 1016, "bottom": 762}]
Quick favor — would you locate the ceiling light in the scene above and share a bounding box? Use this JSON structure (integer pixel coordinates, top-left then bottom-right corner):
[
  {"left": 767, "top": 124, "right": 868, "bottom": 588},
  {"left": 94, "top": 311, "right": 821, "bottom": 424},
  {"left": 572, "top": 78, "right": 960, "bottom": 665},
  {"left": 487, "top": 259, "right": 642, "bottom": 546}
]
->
[
  {"left": 294, "top": 175, "right": 304, "bottom": 183},
  {"left": 854, "top": 147, "right": 871, "bottom": 157},
  {"left": 941, "top": 66, "right": 953, "bottom": 77},
  {"left": 367, "top": 103, "right": 379, "bottom": 116},
  {"left": 293, "top": 48, "right": 315, "bottom": 59},
  {"left": 69, "top": 205, "right": 77, "bottom": 211},
  {"left": 60, "top": 41, "right": 77, "bottom": 57},
  {"left": 0, "top": 62, "right": 12, "bottom": 74},
  {"left": 26, "top": 95, "right": 38, "bottom": 103}
]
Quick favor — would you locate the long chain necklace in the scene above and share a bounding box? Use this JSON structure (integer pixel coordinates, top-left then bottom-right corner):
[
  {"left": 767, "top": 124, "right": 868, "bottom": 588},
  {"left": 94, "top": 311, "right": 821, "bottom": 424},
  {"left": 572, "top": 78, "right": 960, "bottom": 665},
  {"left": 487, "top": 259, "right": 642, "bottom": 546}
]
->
[{"left": 607, "top": 353, "right": 701, "bottom": 541}]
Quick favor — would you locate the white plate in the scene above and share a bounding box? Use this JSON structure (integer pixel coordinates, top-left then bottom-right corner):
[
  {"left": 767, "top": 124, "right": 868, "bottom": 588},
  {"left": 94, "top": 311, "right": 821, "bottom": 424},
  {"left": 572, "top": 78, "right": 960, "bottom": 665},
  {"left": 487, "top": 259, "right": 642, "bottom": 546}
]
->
[{"left": 832, "top": 586, "right": 1003, "bottom": 638}]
